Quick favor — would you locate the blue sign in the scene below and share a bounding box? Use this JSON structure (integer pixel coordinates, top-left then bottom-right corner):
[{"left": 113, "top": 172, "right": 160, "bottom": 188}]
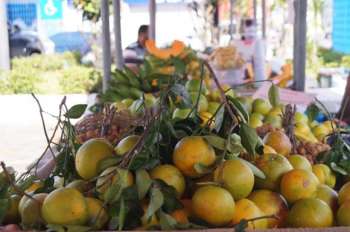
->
[
  {"left": 333, "top": 0, "right": 350, "bottom": 54},
  {"left": 7, "top": 3, "right": 37, "bottom": 27},
  {"left": 39, "top": 0, "right": 63, "bottom": 20}
]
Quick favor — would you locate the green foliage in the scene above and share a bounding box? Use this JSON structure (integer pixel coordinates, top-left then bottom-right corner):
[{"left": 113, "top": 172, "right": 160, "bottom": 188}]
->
[
  {"left": 318, "top": 48, "right": 344, "bottom": 64},
  {"left": 0, "top": 53, "right": 99, "bottom": 94}
]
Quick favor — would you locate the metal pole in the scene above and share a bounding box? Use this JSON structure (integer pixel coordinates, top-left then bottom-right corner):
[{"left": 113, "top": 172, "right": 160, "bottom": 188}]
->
[
  {"left": 229, "top": 0, "right": 235, "bottom": 41},
  {"left": 262, "top": 0, "right": 266, "bottom": 38},
  {"left": 293, "top": 0, "right": 307, "bottom": 91},
  {"left": 253, "top": 0, "right": 257, "bottom": 21},
  {"left": 113, "top": 0, "right": 124, "bottom": 69},
  {"left": 0, "top": 0, "right": 10, "bottom": 70},
  {"left": 149, "top": 0, "right": 156, "bottom": 40},
  {"left": 101, "top": 0, "right": 112, "bottom": 93}
]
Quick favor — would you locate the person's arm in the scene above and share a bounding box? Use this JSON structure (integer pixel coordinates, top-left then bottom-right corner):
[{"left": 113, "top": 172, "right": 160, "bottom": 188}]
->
[{"left": 253, "top": 39, "right": 266, "bottom": 81}]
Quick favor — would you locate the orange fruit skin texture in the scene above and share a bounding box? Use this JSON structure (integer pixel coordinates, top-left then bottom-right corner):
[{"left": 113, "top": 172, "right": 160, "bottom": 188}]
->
[
  {"left": 170, "top": 208, "right": 189, "bottom": 224},
  {"left": 41, "top": 188, "right": 88, "bottom": 226},
  {"left": 314, "top": 184, "right": 339, "bottom": 213},
  {"left": 214, "top": 159, "right": 254, "bottom": 200},
  {"left": 338, "top": 181, "right": 350, "bottom": 205},
  {"left": 280, "top": 169, "right": 319, "bottom": 204},
  {"left": 19, "top": 193, "right": 48, "bottom": 227},
  {"left": 75, "top": 138, "right": 114, "bottom": 180},
  {"left": 248, "top": 190, "right": 289, "bottom": 228},
  {"left": 263, "top": 130, "right": 292, "bottom": 156},
  {"left": 231, "top": 198, "right": 268, "bottom": 229},
  {"left": 255, "top": 153, "right": 293, "bottom": 191},
  {"left": 288, "top": 154, "right": 312, "bottom": 171},
  {"left": 173, "top": 136, "right": 216, "bottom": 177},
  {"left": 150, "top": 164, "right": 186, "bottom": 197},
  {"left": 337, "top": 200, "right": 350, "bottom": 226},
  {"left": 287, "top": 198, "right": 333, "bottom": 228},
  {"left": 192, "top": 185, "right": 235, "bottom": 226},
  {"left": 85, "top": 197, "right": 109, "bottom": 230}
]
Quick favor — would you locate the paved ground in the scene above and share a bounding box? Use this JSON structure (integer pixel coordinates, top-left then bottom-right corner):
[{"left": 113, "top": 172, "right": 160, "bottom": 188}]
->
[{"left": 0, "top": 94, "right": 88, "bottom": 173}]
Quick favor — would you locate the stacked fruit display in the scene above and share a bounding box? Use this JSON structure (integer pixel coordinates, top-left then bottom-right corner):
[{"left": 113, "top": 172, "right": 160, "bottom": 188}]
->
[{"left": 1, "top": 40, "right": 350, "bottom": 231}]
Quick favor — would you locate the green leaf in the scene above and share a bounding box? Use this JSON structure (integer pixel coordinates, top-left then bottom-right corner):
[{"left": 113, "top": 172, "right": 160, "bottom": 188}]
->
[
  {"left": 306, "top": 103, "right": 321, "bottom": 122},
  {"left": 330, "top": 162, "right": 348, "bottom": 175},
  {"left": 65, "top": 104, "right": 87, "bottom": 119},
  {"left": 136, "top": 169, "right": 152, "bottom": 200},
  {"left": 227, "top": 96, "right": 249, "bottom": 123},
  {"left": 145, "top": 187, "right": 164, "bottom": 221},
  {"left": 193, "top": 163, "right": 213, "bottom": 175},
  {"left": 104, "top": 169, "right": 129, "bottom": 203},
  {"left": 47, "top": 224, "right": 65, "bottom": 232},
  {"left": 159, "top": 210, "right": 177, "bottom": 230},
  {"left": 97, "top": 156, "right": 122, "bottom": 173},
  {"left": 239, "top": 123, "right": 260, "bottom": 156},
  {"left": 214, "top": 104, "right": 225, "bottom": 132},
  {"left": 203, "top": 135, "right": 243, "bottom": 154},
  {"left": 172, "top": 57, "right": 186, "bottom": 74},
  {"left": 0, "top": 198, "right": 9, "bottom": 224},
  {"left": 234, "top": 219, "right": 248, "bottom": 232},
  {"left": 118, "top": 197, "right": 126, "bottom": 230},
  {"left": 268, "top": 83, "right": 280, "bottom": 107}
]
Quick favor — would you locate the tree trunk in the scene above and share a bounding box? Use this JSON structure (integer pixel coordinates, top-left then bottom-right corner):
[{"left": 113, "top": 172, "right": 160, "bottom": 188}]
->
[{"left": 337, "top": 74, "right": 350, "bottom": 124}]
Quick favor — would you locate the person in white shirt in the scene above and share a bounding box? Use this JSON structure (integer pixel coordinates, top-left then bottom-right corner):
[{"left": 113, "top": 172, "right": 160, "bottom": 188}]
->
[{"left": 232, "top": 19, "right": 266, "bottom": 85}]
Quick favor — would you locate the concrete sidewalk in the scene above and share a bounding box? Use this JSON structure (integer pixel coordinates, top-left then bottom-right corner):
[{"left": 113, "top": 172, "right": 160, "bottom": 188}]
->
[{"left": 0, "top": 94, "right": 88, "bottom": 173}]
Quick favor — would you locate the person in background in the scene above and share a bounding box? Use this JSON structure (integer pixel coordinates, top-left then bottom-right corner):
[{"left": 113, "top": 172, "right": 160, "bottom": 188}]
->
[
  {"left": 124, "top": 25, "right": 149, "bottom": 62},
  {"left": 232, "top": 19, "right": 266, "bottom": 84}
]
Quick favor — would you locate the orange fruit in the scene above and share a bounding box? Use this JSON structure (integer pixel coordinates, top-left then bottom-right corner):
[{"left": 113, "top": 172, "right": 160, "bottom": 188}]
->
[
  {"left": 263, "top": 145, "right": 277, "bottom": 154},
  {"left": 248, "top": 190, "right": 288, "bottom": 228},
  {"left": 199, "top": 112, "right": 215, "bottom": 128},
  {"left": 288, "top": 154, "right": 312, "bottom": 171},
  {"left": 173, "top": 136, "right": 216, "bottom": 177},
  {"left": 96, "top": 167, "right": 134, "bottom": 197},
  {"left": 66, "top": 180, "right": 90, "bottom": 193},
  {"left": 337, "top": 200, "right": 350, "bottom": 226},
  {"left": 75, "top": 138, "right": 114, "bottom": 180},
  {"left": 252, "top": 98, "right": 271, "bottom": 115},
  {"left": 287, "top": 198, "right": 333, "bottom": 228},
  {"left": 150, "top": 164, "right": 185, "bottom": 197},
  {"left": 231, "top": 199, "right": 268, "bottom": 229},
  {"left": 20, "top": 193, "right": 47, "bottom": 227},
  {"left": 263, "top": 130, "right": 292, "bottom": 156},
  {"left": 85, "top": 197, "right": 109, "bottom": 229},
  {"left": 280, "top": 169, "right": 319, "bottom": 204},
  {"left": 114, "top": 135, "right": 140, "bottom": 156},
  {"left": 315, "top": 184, "right": 338, "bottom": 212},
  {"left": 214, "top": 159, "right": 254, "bottom": 200},
  {"left": 192, "top": 185, "right": 235, "bottom": 226},
  {"left": 338, "top": 182, "right": 350, "bottom": 205},
  {"left": 255, "top": 153, "right": 293, "bottom": 191},
  {"left": 41, "top": 188, "right": 88, "bottom": 226},
  {"left": 170, "top": 208, "right": 188, "bottom": 224}
]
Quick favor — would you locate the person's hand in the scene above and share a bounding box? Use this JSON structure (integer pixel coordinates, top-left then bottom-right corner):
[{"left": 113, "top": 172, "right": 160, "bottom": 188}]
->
[{"left": 2, "top": 224, "right": 22, "bottom": 232}]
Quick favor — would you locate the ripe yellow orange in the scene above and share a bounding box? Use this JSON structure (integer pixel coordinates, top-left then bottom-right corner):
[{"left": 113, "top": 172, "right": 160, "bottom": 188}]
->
[
  {"left": 315, "top": 184, "right": 338, "bottom": 212},
  {"left": 214, "top": 159, "right": 254, "bottom": 200},
  {"left": 96, "top": 166, "right": 134, "bottom": 197},
  {"left": 3, "top": 195, "right": 20, "bottom": 224},
  {"left": 337, "top": 200, "right": 350, "bottom": 226},
  {"left": 42, "top": 188, "right": 88, "bottom": 225},
  {"left": 20, "top": 193, "right": 47, "bottom": 227},
  {"left": 199, "top": 111, "right": 215, "bottom": 128},
  {"left": 150, "top": 164, "right": 185, "bottom": 197},
  {"left": 75, "top": 138, "right": 114, "bottom": 180},
  {"left": 248, "top": 190, "right": 288, "bottom": 228},
  {"left": 255, "top": 153, "right": 293, "bottom": 191},
  {"left": 173, "top": 136, "right": 216, "bottom": 177},
  {"left": 231, "top": 198, "right": 268, "bottom": 229},
  {"left": 263, "top": 130, "right": 292, "bottom": 156},
  {"left": 252, "top": 98, "right": 271, "bottom": 115},
  {"left": 114, "top": 135, "right": 140, "bottom": 156},
  {"left": 288, "top": 154, "right": 312, "bottom": 171},
  {"left": 287, "top": 198, "right": 333, "bottom": 228},
  {"left": 192, "top": 185, "right": 235, "bottom": 226},
  {"left": 338, "top": 182, "right": 350, "bottom": 205},
  {"left": 263, "top": 145, "right": 277, "bottom": 154},
  {"left": 312, "top": 164, "right": 330, "bottom": 185},
  {"left": 280, "top": 169, "right": 319, "bottom": 204},
  {"left": 85, "top": 197, "right": 109, "bottom": 230}
]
